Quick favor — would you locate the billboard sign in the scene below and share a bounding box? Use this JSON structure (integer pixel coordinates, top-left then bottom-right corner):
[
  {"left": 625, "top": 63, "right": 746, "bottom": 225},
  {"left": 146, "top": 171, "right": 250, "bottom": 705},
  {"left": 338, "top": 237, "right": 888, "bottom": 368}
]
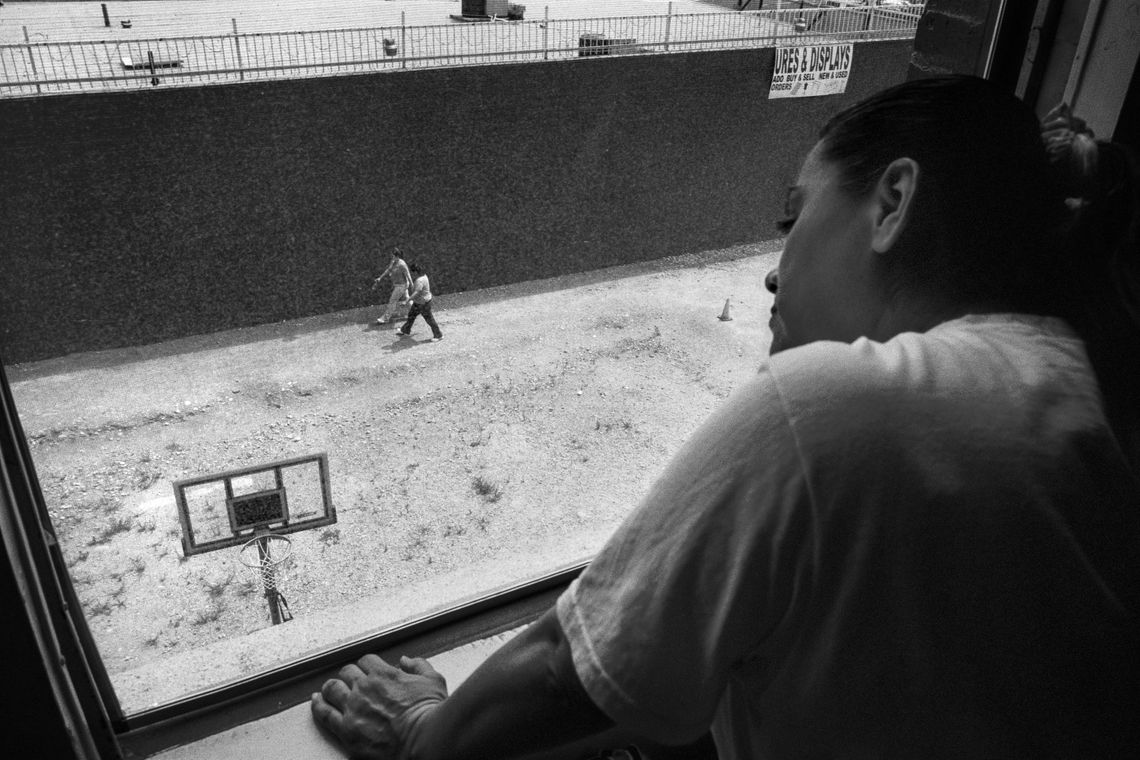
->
[{"left": 770, "top": 43, "right": 854, "bottom": 99}]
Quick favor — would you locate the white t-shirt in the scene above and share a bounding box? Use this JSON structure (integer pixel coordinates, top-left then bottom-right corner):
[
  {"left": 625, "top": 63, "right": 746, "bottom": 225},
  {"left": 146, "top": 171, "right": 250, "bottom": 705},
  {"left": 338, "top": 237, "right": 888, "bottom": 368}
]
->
[
  {"left": 408, "top": 274, "right": 432, "bottom": 305},
  {"left": 557, "top": 313, "right": 1139, "bottom": 759},
  {"left": 390, "top": 259, "right": 412, "bottom": 289}
]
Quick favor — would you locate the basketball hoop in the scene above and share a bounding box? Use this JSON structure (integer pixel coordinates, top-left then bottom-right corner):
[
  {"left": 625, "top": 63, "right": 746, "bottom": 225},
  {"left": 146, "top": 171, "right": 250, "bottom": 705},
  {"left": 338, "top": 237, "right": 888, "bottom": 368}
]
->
[
  {"left": 174, "top": 453, "right": 336, "bottom": 623},
  {"left": 238, "top": 533, "right": 294, "bottom": 623}
]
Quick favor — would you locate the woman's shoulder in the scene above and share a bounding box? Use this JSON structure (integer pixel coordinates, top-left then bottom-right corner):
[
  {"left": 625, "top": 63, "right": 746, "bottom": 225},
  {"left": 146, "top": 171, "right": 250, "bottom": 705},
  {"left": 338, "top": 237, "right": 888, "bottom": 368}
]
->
[{"left": 762, "top": 313, "right": 1096, "bottom": 419}]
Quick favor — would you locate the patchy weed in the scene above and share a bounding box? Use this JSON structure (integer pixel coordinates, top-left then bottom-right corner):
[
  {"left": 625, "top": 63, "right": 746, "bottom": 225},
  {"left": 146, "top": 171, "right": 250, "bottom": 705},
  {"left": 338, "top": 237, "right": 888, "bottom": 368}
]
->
[
  {"left": 191, "top": 605, "right": 224, "bottom": 626},
  {"left": 235, "top": 580, "right": 259, "bottom": 598},
  {"left": 201, "top": 574, "right": 234, "bottom": 600},
  {"left": 400, "top": 524, "right": 432, "bottom": 561},
  {"left": 71, "top": 572, "right": 95, "bottom": 590},
  {"left": 87, "top": 600, "right": 113, "bottom": 617},
  {"left": 87, "top": 516, "right": 135, "bottom": 546},
  {"left": 471, "top": 475, "right": 503, "bottom": 503},
  {"left": 470, "top": 511, "right": 492, "bottom": 532},
  {"left": 609, "top": 325, "right": 664, "bottom": 357},
  {"left": 134, "top": 467, "right": 161, "bottom": 490}
]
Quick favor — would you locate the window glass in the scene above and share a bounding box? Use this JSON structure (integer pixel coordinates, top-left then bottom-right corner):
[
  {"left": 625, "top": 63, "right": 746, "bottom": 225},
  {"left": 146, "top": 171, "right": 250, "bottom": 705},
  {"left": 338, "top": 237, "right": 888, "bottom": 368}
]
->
[{"left": 1, "top": 0, "right": 918, "bottom": 717}]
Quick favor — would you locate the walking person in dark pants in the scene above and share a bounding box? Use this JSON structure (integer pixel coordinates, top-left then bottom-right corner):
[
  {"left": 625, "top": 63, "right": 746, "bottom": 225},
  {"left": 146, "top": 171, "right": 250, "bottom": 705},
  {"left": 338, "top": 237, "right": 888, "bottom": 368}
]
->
[{"left": 396, "top": 263, "right": 443, "bottom": 342}]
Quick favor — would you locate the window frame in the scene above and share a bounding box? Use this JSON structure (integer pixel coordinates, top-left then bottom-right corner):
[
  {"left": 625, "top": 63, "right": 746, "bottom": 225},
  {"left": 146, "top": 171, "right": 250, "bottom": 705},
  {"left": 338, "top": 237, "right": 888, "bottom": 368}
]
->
[
  {"left": 13, "top": 3, "right": 1128, "bottom": 755},
  {"left": 2, "top": 358, "right": 120, "bottom": 758}
]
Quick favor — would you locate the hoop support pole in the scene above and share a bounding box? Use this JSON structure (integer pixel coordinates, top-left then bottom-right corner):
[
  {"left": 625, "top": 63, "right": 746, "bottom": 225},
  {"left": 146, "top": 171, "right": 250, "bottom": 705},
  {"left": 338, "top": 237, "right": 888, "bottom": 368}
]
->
[{"left": 257, "top": 535, "right": 283, "bottom": 625}]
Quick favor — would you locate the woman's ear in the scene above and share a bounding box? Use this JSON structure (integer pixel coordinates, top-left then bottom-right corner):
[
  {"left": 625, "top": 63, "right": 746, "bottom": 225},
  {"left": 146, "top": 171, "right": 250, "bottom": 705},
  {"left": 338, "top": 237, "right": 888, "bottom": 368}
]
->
[{"left": 871, "top": 157, "right": 919, "bottom": 254}]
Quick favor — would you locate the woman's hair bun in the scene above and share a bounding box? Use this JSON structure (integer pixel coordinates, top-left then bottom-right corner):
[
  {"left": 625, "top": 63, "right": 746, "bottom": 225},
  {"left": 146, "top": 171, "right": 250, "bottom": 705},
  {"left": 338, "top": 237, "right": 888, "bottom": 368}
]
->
[{"left": 1041, "top": 102, "right": 1100, "bottom": 201}]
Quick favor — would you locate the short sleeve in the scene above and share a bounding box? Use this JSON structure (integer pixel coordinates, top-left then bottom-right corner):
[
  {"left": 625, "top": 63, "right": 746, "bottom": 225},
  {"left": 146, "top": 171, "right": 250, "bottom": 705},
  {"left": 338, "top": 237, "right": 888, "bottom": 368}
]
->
[{"left": 556, "top": 370, "right": 815, "bottom": 743}]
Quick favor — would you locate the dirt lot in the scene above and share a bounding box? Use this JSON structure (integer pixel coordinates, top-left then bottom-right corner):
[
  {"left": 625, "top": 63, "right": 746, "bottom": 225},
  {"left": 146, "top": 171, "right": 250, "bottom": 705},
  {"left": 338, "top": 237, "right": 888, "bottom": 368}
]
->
[{"left": 8, "top": 241, "right": 779, "bottom": 712}]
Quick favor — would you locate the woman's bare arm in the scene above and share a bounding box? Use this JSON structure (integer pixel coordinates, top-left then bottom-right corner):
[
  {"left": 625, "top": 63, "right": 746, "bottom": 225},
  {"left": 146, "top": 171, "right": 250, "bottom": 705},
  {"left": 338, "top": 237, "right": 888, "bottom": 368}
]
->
[{"left": 312, "top": 607, "right": 614, "bottom": 760}]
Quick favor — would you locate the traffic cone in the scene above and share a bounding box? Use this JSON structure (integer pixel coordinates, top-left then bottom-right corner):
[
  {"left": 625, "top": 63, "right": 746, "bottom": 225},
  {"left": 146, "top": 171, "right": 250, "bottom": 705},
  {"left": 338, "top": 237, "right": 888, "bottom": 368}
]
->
[{"left": 718, "top": 298, "right": 733, "bottom": 321}]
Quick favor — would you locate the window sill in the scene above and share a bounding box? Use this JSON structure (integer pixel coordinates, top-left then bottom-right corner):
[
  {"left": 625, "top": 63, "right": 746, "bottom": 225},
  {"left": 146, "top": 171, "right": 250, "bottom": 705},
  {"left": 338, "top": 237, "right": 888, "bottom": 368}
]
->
[{"left": 150, "top": 626, "right": 527, "bottom": 759}]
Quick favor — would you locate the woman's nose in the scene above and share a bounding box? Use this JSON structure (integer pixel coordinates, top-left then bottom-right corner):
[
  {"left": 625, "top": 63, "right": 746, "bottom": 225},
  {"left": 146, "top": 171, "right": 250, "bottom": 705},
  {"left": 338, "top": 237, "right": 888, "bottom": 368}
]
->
[{"left": 765, "top": 269, "right": 779, "bottom": 294}]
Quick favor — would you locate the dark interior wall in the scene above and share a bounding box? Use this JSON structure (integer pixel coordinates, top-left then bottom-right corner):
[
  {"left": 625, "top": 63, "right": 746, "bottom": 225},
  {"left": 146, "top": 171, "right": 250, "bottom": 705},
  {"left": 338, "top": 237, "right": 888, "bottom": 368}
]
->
[{"left": 0, "top": 41, "right": 912, "bottom": 363}]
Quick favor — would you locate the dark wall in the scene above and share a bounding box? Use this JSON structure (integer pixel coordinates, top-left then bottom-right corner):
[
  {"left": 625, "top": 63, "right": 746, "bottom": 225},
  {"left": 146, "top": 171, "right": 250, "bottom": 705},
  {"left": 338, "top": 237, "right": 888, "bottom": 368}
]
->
[{"left": 0, "top": 42, "right": 912, "bottom": 363}]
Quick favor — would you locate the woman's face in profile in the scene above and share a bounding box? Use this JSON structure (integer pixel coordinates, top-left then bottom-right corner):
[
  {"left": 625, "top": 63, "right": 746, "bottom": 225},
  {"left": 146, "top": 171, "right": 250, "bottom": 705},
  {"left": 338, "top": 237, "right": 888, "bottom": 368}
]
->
[{"left": 767, "top": 143, "right": 882, "bottom": 354}]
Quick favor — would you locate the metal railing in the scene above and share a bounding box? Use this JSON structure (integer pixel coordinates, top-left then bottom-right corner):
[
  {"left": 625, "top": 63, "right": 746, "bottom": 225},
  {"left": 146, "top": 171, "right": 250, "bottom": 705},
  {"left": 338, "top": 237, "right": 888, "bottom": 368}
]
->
[{"left": 1, "top": 5, "right": 924, "bottom": 98}]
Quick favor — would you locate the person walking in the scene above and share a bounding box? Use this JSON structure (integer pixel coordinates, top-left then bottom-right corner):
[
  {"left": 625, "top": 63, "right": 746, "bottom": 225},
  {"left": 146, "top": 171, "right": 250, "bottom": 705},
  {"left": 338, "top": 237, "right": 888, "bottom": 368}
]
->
[
  {"left": 373, "top": 247, "right": 412, "bottom": 325},
  {"left": 395, "top": 263, "right": 443, "bottom": 342}
]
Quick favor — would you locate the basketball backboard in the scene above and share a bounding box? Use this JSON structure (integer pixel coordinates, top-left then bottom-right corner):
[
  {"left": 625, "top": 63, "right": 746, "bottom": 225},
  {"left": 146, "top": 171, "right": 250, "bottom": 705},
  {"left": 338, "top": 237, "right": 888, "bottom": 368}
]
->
[{"left": 173, "top": 452, "right": 336, "bottom": 557}]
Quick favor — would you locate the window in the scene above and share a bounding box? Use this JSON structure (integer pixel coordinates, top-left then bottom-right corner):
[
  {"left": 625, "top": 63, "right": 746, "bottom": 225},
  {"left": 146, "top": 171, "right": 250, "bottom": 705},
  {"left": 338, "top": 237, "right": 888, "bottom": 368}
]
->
[
  {"left": 3, "top": 0, "right": 829, "bottom": 722},
  {"left": 25, "top": 2, "right": 1109, "bottom": 758}
]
